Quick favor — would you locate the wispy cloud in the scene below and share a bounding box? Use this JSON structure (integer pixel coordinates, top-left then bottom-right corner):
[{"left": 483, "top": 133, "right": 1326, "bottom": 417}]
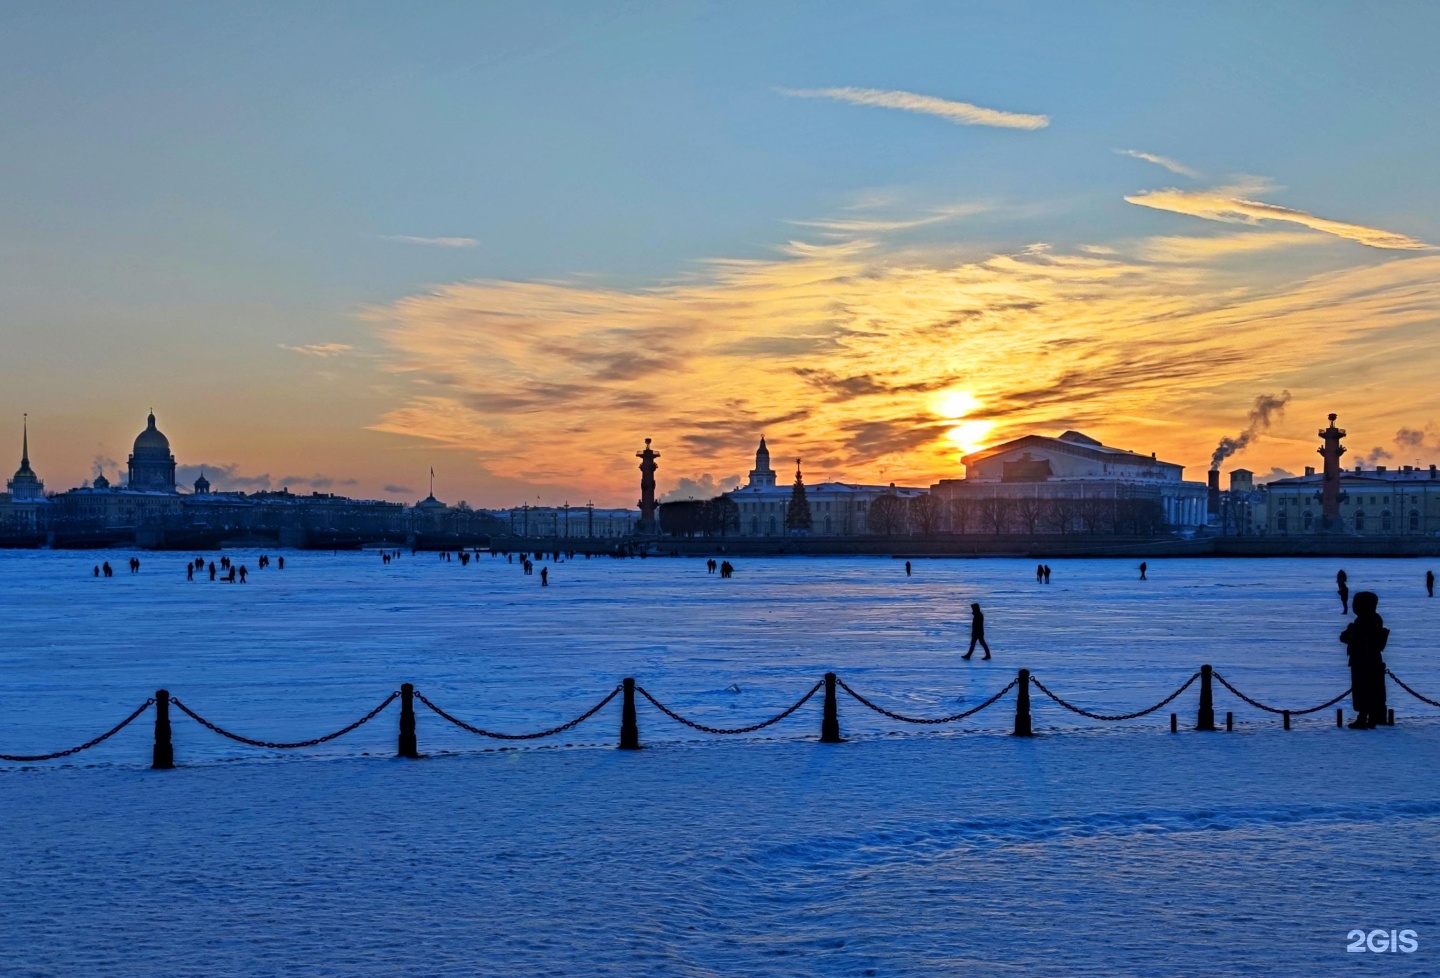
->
[
  {"left": 1137, "top": 231, "right": 1328, "bottom": 263},
  {"left": 1116, "top": 149, "right": 1201, "bottom": 179},
  {"left": 1127, "top": 181, "right": 1431, "bottom": 250},
  {"left": 789, "top": 202, "right": 987, "bottom": 234},
  {"left": 364, "top": 217, "right": 1440, "bottom": 497},
  {"left": 280, "top": 342, "right": 353, "bottom": 357},
  {"left": 780, "top": 86, "right": 1048, "bottom": 130},
  {"left": 379, "top": 235, "right": 478, "bottom": 248}
]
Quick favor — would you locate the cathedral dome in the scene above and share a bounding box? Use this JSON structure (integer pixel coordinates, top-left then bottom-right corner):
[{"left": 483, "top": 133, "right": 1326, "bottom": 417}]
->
[{"left": 132, "top": 412, "right": 172, "bottom": 459}]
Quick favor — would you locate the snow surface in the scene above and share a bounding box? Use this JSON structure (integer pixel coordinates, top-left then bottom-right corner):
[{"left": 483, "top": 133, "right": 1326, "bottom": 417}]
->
[{"left": 3, "top": 551, "right": 1440, "bottom": 974}]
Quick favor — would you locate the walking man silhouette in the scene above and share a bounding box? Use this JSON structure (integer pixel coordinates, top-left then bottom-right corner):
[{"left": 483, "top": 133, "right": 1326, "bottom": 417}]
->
[
  {"left": 1427, "top": 570, "right": 1434, "bottom": 597},
  {"left": 1036, "top": 564, "right": 1044, "bottom": 583},
  {"left": 1043, "top": 565, "right": 1051, "bottom": 584},
  {"left": 961, "top": 603, "right": 991, "bottom": 660},
  {"left": 1139, "top": 561, "right": 1147, "bottom": 581},
  {"left": 1337, "top": 569, "right": 1350, "bottom": 615},
  {"left": 905, "top": 561, "right": 912, "bottom": 577}
]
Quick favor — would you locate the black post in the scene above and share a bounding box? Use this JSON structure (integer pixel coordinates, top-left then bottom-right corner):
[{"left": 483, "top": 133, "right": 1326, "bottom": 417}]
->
[
  {"left": 619, "top": 677, "right": 640, "bottom": 750},
  {"left": 820, "top": 672, "right": 841, "bottom": 743},
  {"left": 1170, "top": 713, "right": 1177, "bottom": 734},
  {"left": 1013, "top": 669, "right": 1032, "bottom": 737},
  {"left": 1196, "top": 665, "right": 1215, "bottom": 731},
  {"left": 1283, "top": 709, "right": 1291, "bottom": 731},
  {"left": 152, "top": 688, "right": 173, "bottom": 770},
  {"left": 1225, "top": 711, "right": 1233, "bottom": 732},
  {"left": 1336, "top": 708, "right": 1344, "bottom": 728},
  {"left": 1387, "top": 707, "right": 1394, "bottom": 726},
  {"left": 398, "top": 682, "right": 419, "bottom": 759}
]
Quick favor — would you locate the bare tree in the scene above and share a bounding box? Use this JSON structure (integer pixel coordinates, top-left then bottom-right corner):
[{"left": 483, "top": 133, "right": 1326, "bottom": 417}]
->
[
  {"left": 1044, "top": 497, "right": 1079, "bottom": 535},
  {"left": 911, "top": 493, "right": 945, "bottom": 536},
  {"left": 1013, "top": 495, "right": 1045, "bottom": 535},
  {"left": 867, "top": 494, "right": 909, "bottom": 535},
  {"left": 980, "top": 496, "right": 1013, "bottom": 536},
  {"left": 1077, "top": 496, "right": 1114, "bottom": 535},
  {"left": 949, "top": 497, "right": 975, "bottom": 535}
]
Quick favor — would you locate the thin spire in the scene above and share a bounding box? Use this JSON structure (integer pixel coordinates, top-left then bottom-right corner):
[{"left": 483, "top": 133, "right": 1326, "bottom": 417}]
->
[
  {"left": 21, "top": 413, "right": 28, "bottom": 467},
  {"left": 430, "top": 466, "right": 435, "bottom": 497}
]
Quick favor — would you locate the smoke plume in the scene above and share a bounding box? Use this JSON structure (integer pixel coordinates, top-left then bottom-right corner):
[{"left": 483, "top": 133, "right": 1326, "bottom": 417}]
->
[{"left": 1211, "top": 391, "right": 1292, "bottom": 470}]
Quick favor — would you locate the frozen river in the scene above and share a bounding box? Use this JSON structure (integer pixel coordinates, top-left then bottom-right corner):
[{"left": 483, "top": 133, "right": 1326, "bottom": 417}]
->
[
  {"left": 2, "top": 550, "right": 1439, "bottom": 761},
  {"left": 3, "top": 551, "right": 1439, "bottom": 975}
]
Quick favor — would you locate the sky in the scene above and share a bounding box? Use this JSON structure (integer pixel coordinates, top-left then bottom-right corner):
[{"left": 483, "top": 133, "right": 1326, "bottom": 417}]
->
[{"left": 4, "top": 1, "right": 1440, "bottom": 506}]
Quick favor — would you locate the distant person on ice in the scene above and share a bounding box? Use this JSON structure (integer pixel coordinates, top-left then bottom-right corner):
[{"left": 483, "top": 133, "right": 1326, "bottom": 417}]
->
[
  {"left": 1337, "top": 569, "right": 1350, "bottom": 615},
  {"left": 1036, "top": 564, "right": 1044, "bottom": 583},
  {"left": 1043, "top": 564, "right": 1051, "bottom": 584},
  {"left": 1341, "top": 590, "right": 1389, "bottom": 729},
  {"left": 540, "top": 567, "right": 548, "bottom": 587},
  {"left": 1139, "top": 561, "right": 1147, "bottom": 581},
  {"left": 905, "top": 561, "right": 911, "bottom": 577},
  {"left": 1428, "top": 570, "right": 1434, "bottom": 597},
  {"left": 961, "top": 602, "right": 991, "bottom": 660}
]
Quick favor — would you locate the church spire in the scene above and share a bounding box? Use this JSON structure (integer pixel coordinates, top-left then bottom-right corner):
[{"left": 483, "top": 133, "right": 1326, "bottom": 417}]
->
[{"left": 21, "top": 413, "right": 28, "bottom": 468}]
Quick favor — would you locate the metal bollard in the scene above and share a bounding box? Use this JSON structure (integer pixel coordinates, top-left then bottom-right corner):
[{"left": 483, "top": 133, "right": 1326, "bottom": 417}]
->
[
  {"left": 1013, "top": 669, "right": 1032, "bottom": 737},
  {"left": 1170, "top": 713, "right": 1177, "bottom": 734},
  {"left": 152, "top": 688, "right": 174, "bottom": 770},
  {"left": 1283, "top": 709, "right": 1291, "bottom": 731},
  {"left": 1337, "top": 708, "right": 1344, "bottom": 728},
  {"left": 619, "top": 677, "right": 640, "bottom": 750},
  {"left": 1226, "top": 711, "right": 1233, "bottom": 732},
  {"left": 398, "top": 683, "right": 419, "bottom": 759},
  {"left": 820, "top": 672, "right": 842, "bottom": 743},
  {"left": 1388, "top": 708, "right": 1395, "bottom": 726},
  {"left": 1196, "top": 665, "right": 1215, "bottom": 731}
]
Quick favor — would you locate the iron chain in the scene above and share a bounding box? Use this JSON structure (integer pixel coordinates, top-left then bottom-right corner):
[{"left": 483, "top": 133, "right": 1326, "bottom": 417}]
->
[
  {"left": 1387, "top": 668, "right": 1440, "bottom": 708},
  {"left": 1030, "top": 672, "right": 1199, "bottom": 721},
  {"left": 0, "top": 699, "right": 155, "bottom": 763},
  {"left": 636, "top": 680, "right": 824, "bottom": 734},
  {"left": 836, "top": 676, "right": 1019, "bottom": 724},
  {"left": 415, "top": 686, "right": 621, "bottom": 740},
  {"left": 171, "top": 692, "right": 398, "bottom": 749},
  {"left": 1211, "top": 671, "right": 1351, "bottom": 716}
]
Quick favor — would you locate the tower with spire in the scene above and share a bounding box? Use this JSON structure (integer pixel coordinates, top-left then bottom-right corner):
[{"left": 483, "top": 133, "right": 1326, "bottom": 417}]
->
[
  {"left": 7, "top": 415, "right": 45, "bottom": 501},
  {"left": 746, "top": 436, "right": 777, "bottom": 489},
  {"left": 785, "top": 457, "right": 813, "bottom": 533}
]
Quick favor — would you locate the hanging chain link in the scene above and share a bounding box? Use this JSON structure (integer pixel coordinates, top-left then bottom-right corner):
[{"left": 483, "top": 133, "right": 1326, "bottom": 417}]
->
[
  {"left": 636, "top": 680, "right": 824, "bottom": 734},
  {"left": 170, "top": 692, "right": 398, "bottom": 749},
  {"left": 1211, "top": 671, "right": 1351, "bottom": 716},
  {"left": 414, "top": 686, "right": 621, "bottom": 740},
  {"left": 836, "top": 676, "right": 1019, "bottom": 725},
  {"left": 0, "top": 698, "right": 155, "bottom": 763},
  {"left": 1386, "top": 668, "right": 1440, "bottom": 708},
  {"left": 1030, "top": 672, "right": 1200, "bottom": 721}
]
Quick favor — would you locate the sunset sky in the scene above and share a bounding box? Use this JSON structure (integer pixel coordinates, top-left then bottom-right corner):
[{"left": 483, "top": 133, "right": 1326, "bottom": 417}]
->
[{"left": 5, "top": 2, "right": 1440, "bottom": 506}]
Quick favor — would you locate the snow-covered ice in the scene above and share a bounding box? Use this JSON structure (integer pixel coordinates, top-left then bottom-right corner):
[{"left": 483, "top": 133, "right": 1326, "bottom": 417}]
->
[{"left": 3, "top": 551, "right": 1439, "bottom": 974}]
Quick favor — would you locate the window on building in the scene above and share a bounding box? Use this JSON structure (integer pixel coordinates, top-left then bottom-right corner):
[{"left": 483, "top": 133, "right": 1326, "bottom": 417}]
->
[
  {"left": 1278, "top": 511, "right": 1288, "bottom": 532},
  {"left": 1382, "top": 511, "right": 1392, "bottom": 532},
  {"left": 768, "top": 516, "right": 776, "bottom": 534},
  {"left": 824, "top": 516, "right": 832, "bottom": 533},
  {"left": 1303, "top": 511, "right": 1313, "bottom": 531},
  {"left": 751, "top": 517, "right": 759, "bottom": 535},
  {"left": 1355, "top": 511, "right": 1366, "bottom": 531},
  {"left": 1411, "top": 510, "right": 1420, "bottom": 532}
]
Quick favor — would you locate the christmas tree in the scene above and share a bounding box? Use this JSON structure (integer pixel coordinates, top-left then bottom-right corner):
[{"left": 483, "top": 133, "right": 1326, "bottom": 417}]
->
[{"left": 785, "top": 458, "right": 813, "bottom": 533}]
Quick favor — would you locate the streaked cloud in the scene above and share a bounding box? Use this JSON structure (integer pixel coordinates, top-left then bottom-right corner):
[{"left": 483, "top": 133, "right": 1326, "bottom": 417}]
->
[
  {"left": 780, "top": 86, "right": 1048, "bottom": 130},
  {"left": 789, "top": 202, "right": 987, "bottom": 235},
  {"left": 1126, "top": 182, "right": 1431, "bottom": 250},
  {"left": 379, "top": 235, "right": 478, "bottom": 248},
  {"left": 1137, "top": 231, "right": 1328, "bottom": 263},
  {"left": 280, "top": 342, "right": 353, "bottom": 357},
  {"left": 1116, "top": 149, "right": 1201, "bottom": 179},
  {"left": 365, "top": 217, "right": 1440, "bottom": 498}
]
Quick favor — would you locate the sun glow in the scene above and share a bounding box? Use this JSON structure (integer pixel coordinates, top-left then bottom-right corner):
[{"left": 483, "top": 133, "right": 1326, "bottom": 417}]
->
[
  {"left": 932, "top": 389, "right": 981, "bottom": 420},
  {"left": 946, "top": 419, "right": 994, "bottom": 456}
]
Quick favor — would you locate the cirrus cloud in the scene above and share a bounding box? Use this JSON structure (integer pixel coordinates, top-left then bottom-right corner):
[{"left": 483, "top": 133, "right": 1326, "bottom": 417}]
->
[{"left": 780, "top": 86, "right": 1048, "bottom": 130}]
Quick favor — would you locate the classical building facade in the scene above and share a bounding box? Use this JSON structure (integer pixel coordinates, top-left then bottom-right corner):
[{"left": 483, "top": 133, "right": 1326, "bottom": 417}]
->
[
  {"left": 1, "top": 418, "right": 50, "bottom": 532},
  {"left": 724, "top": 438, "right": 927, "bottom": 537},
  {"left": 930, "top": 430, "right": 1209, "bottom": 532},
  {"left": 1265, "top": 463, "right": 1440, "bottom": 536},
  {"left": 128, "top": 412, "right": 177, "bottom": 492}
]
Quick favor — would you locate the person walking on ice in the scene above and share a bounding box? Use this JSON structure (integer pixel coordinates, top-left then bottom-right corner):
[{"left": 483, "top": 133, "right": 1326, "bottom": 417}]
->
[
  {"left": 1337, "top": 569, "right": 1350, "bottom": 615},
  {"left": 1139, "top": 561, "right": 1147, "bottom": 581},
  {"left": 961, "top": 602, "right": 991, "bottom": 660},
  {"left": 1427, "top": 570, "right": 1434, "bottom": 597}
]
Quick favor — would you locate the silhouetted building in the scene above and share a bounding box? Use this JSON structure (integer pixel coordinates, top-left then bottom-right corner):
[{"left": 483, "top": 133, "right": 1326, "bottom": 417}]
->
[
  {"left": 1, "top": 417, "right": 50, "bottom": 534},
  {"left": 1267, "top": 462, "right": 1440, "bottom": 536},
  {"left": 127, "top": 412, "right": 177, "bottom": 492},
  {"left": 930, "top": 430, "right": 1208, "bottom": 533}
]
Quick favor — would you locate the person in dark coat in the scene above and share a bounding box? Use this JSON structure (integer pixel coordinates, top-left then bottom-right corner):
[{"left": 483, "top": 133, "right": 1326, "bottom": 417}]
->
[
  {"left": 1337, "top": 570, "right": 1350, "bottom": 615},
  {"left": 1036, "top": 564, "right": 1044, "bottom": 583},
  {"left": 1427, "top": 570, "right": 1434, "bottom": 597},
  {"left": 1340, "top": 590, "right": 1389, "bottom": 729},
  {"left": 906, "top": 561, "right": 912, "bottom": 577},
  {"left": 962, "top": 602, "right": 991, "bottom": 660},
  {"left": 1043, "top": 565, "right": 1051, "bottom": 584},
  {"left": 1139, "top": 561, "right": 1147, "bottom": 581}
]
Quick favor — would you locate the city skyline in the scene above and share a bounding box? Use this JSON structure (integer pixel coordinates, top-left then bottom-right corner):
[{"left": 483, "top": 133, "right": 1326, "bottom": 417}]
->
[{"left": 5, "top": 4, "right": 1440, "bottom": 506}]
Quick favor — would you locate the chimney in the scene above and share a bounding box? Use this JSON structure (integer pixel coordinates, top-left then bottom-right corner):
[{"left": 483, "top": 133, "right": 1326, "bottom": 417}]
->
[
  {"left": 1376, "top": 465, "right": 1387, "bottom": 474},
  {"left": 1304, "top": 466, "right": 1315, "bottom": 477},
  {"left": 1207, "top": 470, "right": 1221, "bottom": 517}
]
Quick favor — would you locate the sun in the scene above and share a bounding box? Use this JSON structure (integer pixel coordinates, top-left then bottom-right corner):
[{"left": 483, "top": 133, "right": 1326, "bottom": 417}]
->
[
  {"left": 946, "top": 419, "right": 994, "bottom": 456},
  {"left": 932, "top": 389, "right": 980, "bottom": 420}
]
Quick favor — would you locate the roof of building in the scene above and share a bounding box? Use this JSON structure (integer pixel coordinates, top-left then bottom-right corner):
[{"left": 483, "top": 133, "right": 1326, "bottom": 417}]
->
[
  {"left": 131, "top": 412, "right": 173, "bottom": 459},
  {"left": 962, "top": 431, "right": 1172, "bottom": 468}
]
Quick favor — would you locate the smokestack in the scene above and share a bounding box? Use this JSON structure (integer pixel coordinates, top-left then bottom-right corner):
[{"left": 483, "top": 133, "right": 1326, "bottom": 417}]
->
[{"left": 1207, "top": 470, "right": 1221, "bottom": 518}]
